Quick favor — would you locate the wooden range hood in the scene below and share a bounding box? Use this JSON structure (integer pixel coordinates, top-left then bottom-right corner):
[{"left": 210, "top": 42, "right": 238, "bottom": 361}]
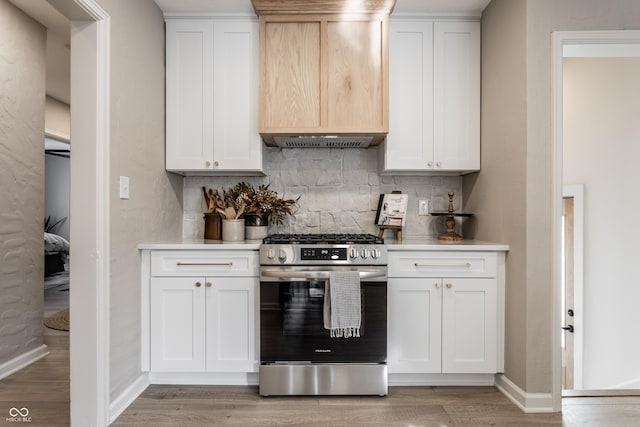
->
[{"left": 251, "top": 0, "right": 396, "bottom": 148}]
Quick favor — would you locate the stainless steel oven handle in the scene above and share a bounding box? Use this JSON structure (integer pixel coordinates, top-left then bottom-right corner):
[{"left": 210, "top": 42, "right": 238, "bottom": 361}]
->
[{"left": 260, "top": 270, "right": 386, "bottom": 281}]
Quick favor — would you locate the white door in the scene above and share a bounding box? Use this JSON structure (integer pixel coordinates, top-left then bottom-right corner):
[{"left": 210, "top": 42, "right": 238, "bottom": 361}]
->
[
  {"left": 441, "top": 278, "right": 497, "bottom": 373},
  {"left": 433, "top": 21, "right": 480, "bottom": 171},
  {"left": 150, "top": 277, "right": 206, "bottom": 372},
  {"left": 166, "top": 20, "right": 214, "bottom": 171},
  {"left": 212, "top": 21, "right": 262, "bottom": 172},
  {"left": 206, "top": 277, "right": 258, "bottom": 372},
  {"left": 388, "top": 278, "right": 442, "bottom": 373},
  {"left": 385, "top": 20, "right": 434, "bottom": 171}
]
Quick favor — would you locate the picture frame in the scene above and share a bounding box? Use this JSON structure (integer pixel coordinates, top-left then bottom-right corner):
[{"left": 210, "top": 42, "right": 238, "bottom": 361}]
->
[{"left": 375, "top": 193, "right": 408, "bottom": 227}]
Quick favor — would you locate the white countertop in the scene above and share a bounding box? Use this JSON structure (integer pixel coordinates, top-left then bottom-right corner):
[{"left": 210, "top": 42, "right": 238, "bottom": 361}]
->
[
  {"left": 138, "top": 239, "right": 262, "bottom": 250},
  {"left": 139, "top": 238, "right": 508, "bottom": 252},
  {"left": 385, "top": 238, "right": 509, "bottom": 251}
]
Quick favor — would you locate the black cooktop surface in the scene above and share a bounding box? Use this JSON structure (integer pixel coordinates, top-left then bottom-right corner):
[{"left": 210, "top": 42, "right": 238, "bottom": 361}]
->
[{"left": 263, "top": 233, "right": 384, "bottom": 245}]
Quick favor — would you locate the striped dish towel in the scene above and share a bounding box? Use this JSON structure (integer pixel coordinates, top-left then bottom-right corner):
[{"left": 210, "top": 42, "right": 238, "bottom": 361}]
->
[{"left": 323, "top": 271, "right": 361, "bottom": 338}]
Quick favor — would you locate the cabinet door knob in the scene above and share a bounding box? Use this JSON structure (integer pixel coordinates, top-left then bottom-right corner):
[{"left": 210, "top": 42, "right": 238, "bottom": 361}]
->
[
  {"left": 213, "top": 160, "right": 219, "bottom": 167},
  {"left": 195, "top": 282, "right": 202, "bottom": 287},
  {"left": 436, "top": 161, "right": 442, "bottom": 167},
  {"left": 205, "top": 161, "right": 211, "bottom": 167},
  {"left": 445, "top": 283, "right": 453, "bottom": 289},
  {"left": 427, "top": 161, "right": 433, "bottom": 167},
  {"left": 206, "top": 282, "right": 212, "bottom": 288},
  {"left": 434, "top": 282, "right": 441, "bottom": 289}
]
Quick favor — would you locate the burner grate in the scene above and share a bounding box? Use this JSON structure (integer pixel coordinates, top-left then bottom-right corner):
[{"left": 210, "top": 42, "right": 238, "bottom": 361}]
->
[{"left": 263, "top": 233, "right": 384, "bottom": 245}]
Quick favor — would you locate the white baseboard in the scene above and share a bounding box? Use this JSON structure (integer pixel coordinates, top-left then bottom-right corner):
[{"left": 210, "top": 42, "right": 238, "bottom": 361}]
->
[
  {"left": 0, "top": 345, "right": 49, "bottom": 380},
  {"left": 109, "top": 373, "right": 150, "bottom": 424},
  {"left": 389, "top": 373, "right": 495, "bottom": 386},
  {"left": 495, "top": 374, "right": 554, "bottom": 413}
]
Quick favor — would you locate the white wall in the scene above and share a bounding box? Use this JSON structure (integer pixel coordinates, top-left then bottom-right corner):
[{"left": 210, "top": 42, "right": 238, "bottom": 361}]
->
[
  {"left": 94, "top": 0, "right": 184, "bottom": 402},
  {"left": 183, "top": 147, "right": 464, "bottom": 240},
  {"left": 0, "top": 0, "right": 46, "bottom": 366},
  {"left": 563, "top": 57, "right": 640, "bottom": 389}
]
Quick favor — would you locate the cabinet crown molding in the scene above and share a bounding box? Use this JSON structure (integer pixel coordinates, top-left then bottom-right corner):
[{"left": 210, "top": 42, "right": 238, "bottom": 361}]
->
[{"left": 251, "top": 0, "right": 396, "bottom": 15}]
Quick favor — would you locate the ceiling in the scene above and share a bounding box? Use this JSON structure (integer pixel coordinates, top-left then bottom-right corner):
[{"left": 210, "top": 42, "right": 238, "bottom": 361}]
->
[{"left": 10, "top": 0, "right": 491, "bottom": 107}]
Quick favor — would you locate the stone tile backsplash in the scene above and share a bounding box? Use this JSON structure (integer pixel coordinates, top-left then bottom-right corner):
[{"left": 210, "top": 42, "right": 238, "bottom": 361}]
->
[{"left": 182, "top": 146, "right": 463, "bottom": 240}]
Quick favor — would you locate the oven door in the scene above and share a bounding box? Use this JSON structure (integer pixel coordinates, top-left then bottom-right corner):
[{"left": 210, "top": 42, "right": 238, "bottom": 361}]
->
[{"left": 260, "top": 266, "right": 387, "bottom": 364}]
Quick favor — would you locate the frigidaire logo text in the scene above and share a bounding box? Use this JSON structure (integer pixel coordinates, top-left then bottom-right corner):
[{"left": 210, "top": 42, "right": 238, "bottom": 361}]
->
[{"left": 315, "top": 349, "right": 331, "bottom": 353}]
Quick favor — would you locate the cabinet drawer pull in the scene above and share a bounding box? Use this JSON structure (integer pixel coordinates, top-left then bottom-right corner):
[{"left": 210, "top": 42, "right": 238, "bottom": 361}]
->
[
  {"left": 176, "top": 262, "right": 233, "bottom": 267},
  {"left": 414, "top": 262, "right": 471, "bottom": 269}
]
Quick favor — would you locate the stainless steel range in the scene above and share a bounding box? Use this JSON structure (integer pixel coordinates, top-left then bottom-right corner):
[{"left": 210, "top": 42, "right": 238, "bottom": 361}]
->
[{"left": 259, "top": 233, "right": 388, "bottom": 396}]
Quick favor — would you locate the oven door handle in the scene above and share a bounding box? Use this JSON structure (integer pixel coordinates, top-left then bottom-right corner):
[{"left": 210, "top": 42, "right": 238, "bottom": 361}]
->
[{"left": 260, "top": 270, "right": 386, "bottom": 281}]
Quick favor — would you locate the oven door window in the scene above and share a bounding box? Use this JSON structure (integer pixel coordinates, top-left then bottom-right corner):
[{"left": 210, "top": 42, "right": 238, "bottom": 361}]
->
[{"left": 260, "top": 280, "right": 386, "bottom": 364}]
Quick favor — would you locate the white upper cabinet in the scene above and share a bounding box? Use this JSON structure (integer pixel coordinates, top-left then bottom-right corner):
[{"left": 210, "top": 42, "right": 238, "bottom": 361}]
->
[
  {"left": 166, "top": 19, "right": 263, "bottom": 175},
  {"left": 381, "top": 19, "right": 480, "bottom": 174}
]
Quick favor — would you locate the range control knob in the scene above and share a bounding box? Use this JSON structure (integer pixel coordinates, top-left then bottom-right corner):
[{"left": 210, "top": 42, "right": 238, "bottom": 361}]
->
[
  {"left": 278, "top": 249, "right": 287, "bottom": 263},
  {"left": 371, "top": 248, "right": 381, "bottom": 259},
  {"left": 267, "top": 248, "right": 276, "bottom": 259},
  {"left": 360, "top": 249, "right": 370, "bottom": 259},
  {"left": 349, "top": 248, "right": 359, "bottom": 259}
]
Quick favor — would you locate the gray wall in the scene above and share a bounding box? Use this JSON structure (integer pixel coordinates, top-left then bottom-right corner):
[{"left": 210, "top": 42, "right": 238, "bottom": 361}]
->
[
  {"left": 0, "top": 0, "right": 46, "bottom": 366},
  {"left": 95, "top": 0, "right": 184, "bottom": 401},
  {"left": 465, "top": 0, "right": 640, "bottom": 395},
  {"left": 183, "top": 147, "right": 464, "bottom": 240},
  {"left": 464, "top": 0, "right": 528, "bottom": 390}
]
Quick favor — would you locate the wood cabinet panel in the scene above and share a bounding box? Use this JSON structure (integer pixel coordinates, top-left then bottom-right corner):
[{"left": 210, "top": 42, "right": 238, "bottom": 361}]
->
[
  {"left": 258, "top": 14, "right": 388, "bottom": 136},
  {"left": 262, "top": 21, "right": 321, "bottom": 129},
  {"left": 327, "top": 20, "right": 385, "bottom": 130}
]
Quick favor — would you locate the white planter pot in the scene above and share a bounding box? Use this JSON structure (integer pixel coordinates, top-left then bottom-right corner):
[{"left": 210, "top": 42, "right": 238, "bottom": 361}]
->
[
  {"left": 222, "top": 219, "right": 245, "bottom": 241},
  {"left": 245, "top": 225, "right": 268, "bottom": 240}
]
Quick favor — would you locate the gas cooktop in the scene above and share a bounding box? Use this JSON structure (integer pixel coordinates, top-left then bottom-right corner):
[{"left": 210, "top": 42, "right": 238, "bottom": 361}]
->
[{"left": 263, "top": 233, "right": 384, "bottom": 245}]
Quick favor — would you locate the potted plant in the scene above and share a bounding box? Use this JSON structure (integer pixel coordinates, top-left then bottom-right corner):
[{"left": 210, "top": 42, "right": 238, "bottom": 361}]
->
[
  {"left": 230, "top": 182, "right": 299, "bottom": 240},
  {"left": 202, "top": 185, "right": 246, "bottom": 241}
]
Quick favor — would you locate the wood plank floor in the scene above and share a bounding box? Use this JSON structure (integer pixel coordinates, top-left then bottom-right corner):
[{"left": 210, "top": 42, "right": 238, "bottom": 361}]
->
[
  {"left": 112, "top": 385, "right": 640, "bottom": 427},
  {"left": 3, "top": 333, "right": 640, "bottom": 426}
]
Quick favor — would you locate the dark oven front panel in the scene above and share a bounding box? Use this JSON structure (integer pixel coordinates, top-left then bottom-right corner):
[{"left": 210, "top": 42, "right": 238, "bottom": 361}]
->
[{"left": 260, "top": 280, "right": 387, "bottom": 364}]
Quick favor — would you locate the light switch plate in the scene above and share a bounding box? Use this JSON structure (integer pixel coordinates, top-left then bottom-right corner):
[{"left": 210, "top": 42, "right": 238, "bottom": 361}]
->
[
  {"left": 119, "top": 176, "right": 130, "bottom": 200},
  {"left": 418, "top": 199, "right": 429, "bottom": 216}
]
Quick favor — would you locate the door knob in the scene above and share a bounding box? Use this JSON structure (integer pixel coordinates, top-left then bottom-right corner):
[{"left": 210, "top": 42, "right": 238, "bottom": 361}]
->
[{"left": 561, "top": 325, "right": 574, "bottom": 333}]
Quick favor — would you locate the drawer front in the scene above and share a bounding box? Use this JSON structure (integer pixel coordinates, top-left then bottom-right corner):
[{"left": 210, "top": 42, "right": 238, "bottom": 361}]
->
[
  {"left": 151, "top": 250, "right": 258, "bottom": 277},
  {"left": 389, "top": 251, "right": 497, "bottom": 278}
]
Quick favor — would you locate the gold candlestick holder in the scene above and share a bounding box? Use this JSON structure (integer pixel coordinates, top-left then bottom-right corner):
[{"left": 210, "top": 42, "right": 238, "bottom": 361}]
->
[{"left": 430, "top": 192, "right": 472, "bottom": 241}]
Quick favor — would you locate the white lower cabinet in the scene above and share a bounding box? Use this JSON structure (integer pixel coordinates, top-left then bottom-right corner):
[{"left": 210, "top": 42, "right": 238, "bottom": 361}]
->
[
  {"left": 145, "top": 249, "right": 259, "bottom": 380},
  {"left": 150, "top": 276, "right": 257, "bottom": 373},
  {"left": 388, "top": 251, "right": 503, "bottom": 378}
]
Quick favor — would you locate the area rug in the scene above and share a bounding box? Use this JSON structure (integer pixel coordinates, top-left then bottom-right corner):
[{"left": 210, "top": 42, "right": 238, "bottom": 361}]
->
[{"left": 44, "top": 308, "right": 69, "bottom": 331}]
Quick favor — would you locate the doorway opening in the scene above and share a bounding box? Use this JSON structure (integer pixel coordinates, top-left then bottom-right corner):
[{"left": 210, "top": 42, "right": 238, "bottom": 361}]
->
[{"left": 553, "top": 31, "right": 640, "bottom": 409}]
